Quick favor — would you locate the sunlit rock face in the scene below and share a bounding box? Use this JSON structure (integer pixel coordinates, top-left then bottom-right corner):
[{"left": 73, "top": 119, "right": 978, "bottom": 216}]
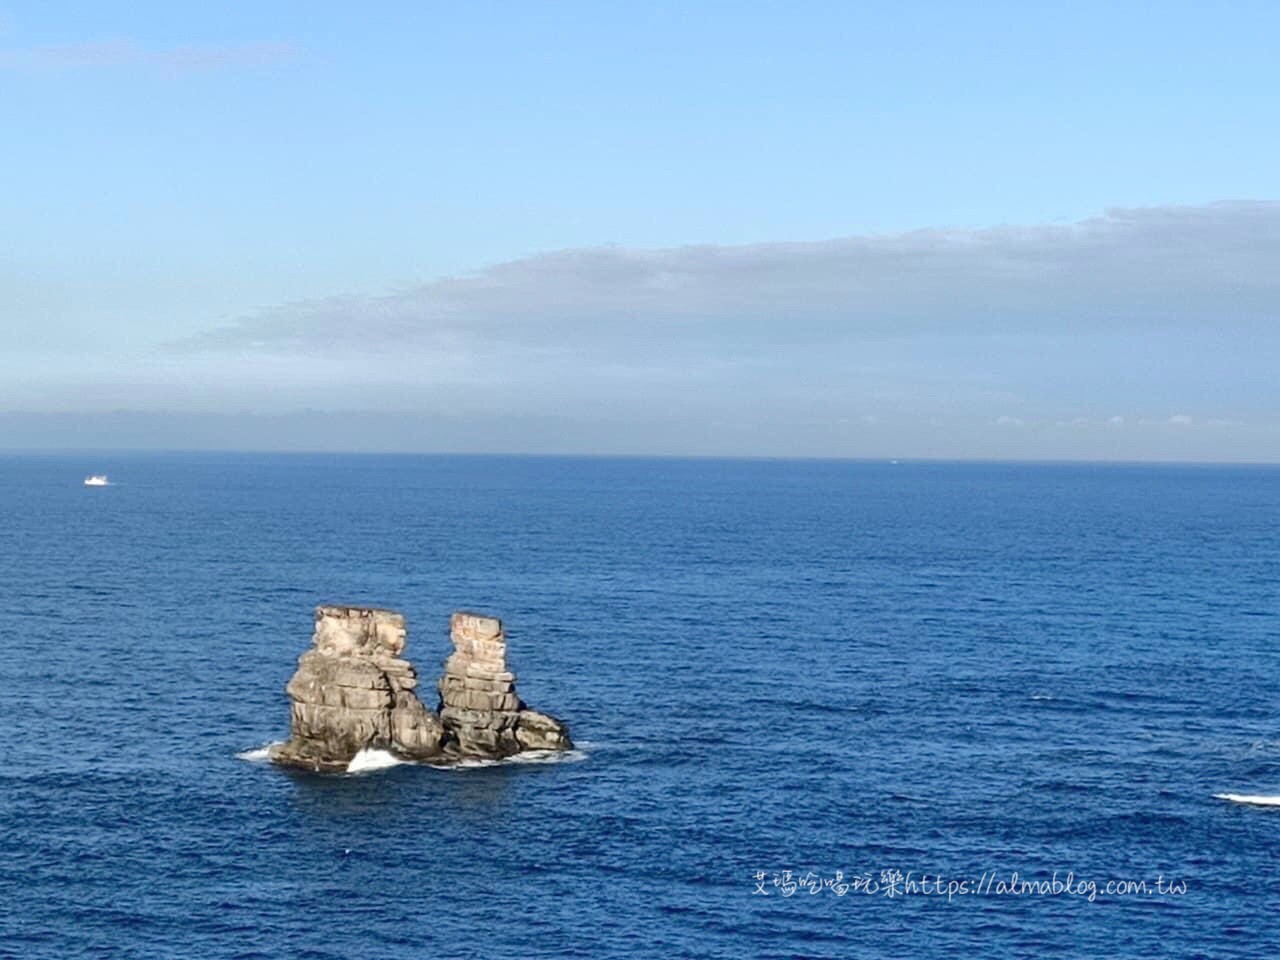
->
[
  {"left": 271, "top": 606, "right": 443, "bottom": 772},
  {"left": 270, "top": 606, "right": 570, "bottom": 772},
  {"left": 438, "top": 612, "right": 572, "bottom": 756}
]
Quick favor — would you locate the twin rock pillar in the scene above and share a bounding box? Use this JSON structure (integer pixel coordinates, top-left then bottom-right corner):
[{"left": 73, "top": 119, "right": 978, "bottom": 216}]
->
[{"left": 272, "top": 605, "right": 571, "bottom": 771}]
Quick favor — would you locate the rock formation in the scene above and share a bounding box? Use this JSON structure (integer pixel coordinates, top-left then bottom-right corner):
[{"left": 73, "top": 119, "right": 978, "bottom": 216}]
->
[
  {"left": 270, "top": 606, "right": 443, "bottom": 771},
  {"left": 270, "top": 605, "right": 571, "bottom": 772},
  {"left": 439, "top": 611, "right": 573, "bottom": 756}
]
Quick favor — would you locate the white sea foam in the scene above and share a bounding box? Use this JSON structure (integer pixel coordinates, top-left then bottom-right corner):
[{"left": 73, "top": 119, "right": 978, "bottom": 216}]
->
[
  {"left": 239, "top": 742, "right": 586, "bottom": 772},
  {"left": 346, "top": 748, "right": 405, "bottom": 773},
  {"left": 236, "top": 742, "right": 280, "bottom": 762},
  {"left": 433, "top": 757, "right": 500, "bottom": 770},
  {"left": 1214, "top": 793, "right": 1280, "bottom": 806},
  {"left": 506, "top": 748, "right": 588, "bottom": 765},
  {"left": 431, "top": 747, "right": 589, "bottom": 771}
]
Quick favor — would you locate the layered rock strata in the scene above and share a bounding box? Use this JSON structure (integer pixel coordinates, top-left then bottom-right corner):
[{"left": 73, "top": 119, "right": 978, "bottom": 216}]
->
[
  {"left": 439, "top": 611, "right": 572, "bottom": 756},
  {"left": 271, "top": 605, "right": 443, "bottom": 772},
  {"left": 270, "top": 605, "right": 571, "bottom": 771}
]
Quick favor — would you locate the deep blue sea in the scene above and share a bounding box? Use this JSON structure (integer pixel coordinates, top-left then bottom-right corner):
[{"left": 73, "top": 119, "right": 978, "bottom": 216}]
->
[{"left": 2, "top": 453, "right": 1278, "bottom": 958}]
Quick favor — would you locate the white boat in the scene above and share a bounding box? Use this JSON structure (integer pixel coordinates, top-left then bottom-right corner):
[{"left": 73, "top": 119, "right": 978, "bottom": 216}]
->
[{"left": 84, "top": 474, "right": 109, "bottom": 486}]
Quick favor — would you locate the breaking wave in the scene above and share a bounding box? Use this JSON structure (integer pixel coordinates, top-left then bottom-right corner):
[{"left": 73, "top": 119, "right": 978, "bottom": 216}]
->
[
  {"left": 236, "top": 743, "right": 280, "bottom": 762},
  {"left": 1214, "top": 793, "right": 1280, "bottom": 807},
  {"left": 346, "top": 748, "right": 405, "bottom": 773}
]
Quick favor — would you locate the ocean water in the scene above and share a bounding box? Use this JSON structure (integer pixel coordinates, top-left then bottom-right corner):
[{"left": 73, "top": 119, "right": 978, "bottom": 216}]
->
[{"left": 1, "top": 453, "right": 1278, "bottom": 958}]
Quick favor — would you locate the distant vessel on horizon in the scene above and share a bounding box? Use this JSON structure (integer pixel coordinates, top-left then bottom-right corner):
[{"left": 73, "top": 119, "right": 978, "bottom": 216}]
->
[{"left": 83, "top": 474, "right": 109, "bottom": 487}]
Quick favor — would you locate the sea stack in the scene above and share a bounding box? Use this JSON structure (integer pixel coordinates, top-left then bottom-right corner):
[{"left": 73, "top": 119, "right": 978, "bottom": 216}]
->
[
  {"left": 439, "top": 611, "right": 573, "bottom": 756},
  {"left": 270, "top": 605, "right": 571, "bottom": 772},
  {"left": 270, "top": 605, "right": 444, "bottom": 772}
]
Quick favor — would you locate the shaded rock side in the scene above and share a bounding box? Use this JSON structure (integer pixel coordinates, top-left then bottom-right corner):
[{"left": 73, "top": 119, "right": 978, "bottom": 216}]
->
[
  {"left": 438, "top": 611, "right": 573, "bottom": 756},
  {"left": 271, "top": 605, "right": 444, "bottom": 771}
]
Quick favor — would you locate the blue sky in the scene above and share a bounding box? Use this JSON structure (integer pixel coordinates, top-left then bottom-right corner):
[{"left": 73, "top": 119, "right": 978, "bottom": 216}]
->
[{"left": 3, "top": 1, "right": 1279, "bottom": 459}]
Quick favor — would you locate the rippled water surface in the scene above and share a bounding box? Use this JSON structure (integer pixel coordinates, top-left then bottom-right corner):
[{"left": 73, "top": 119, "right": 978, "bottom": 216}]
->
[{"left": 2, "top": 454, "right": 1278, "bottom": 957}]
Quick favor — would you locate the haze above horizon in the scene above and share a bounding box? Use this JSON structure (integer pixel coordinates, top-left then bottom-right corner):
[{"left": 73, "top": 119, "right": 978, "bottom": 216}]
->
[{"left": 4, "top": 1, "right": 1279, "bottom": 461}]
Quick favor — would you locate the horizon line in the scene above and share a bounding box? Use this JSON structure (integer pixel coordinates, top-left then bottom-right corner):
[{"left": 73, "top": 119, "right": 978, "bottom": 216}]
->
[{"left": 2, "top": 447, "right": 1278, "bottom": 468}]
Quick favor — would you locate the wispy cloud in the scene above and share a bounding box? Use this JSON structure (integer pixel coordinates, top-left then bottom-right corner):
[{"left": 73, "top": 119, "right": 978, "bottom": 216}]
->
[
  {"left": 0, "top": 38, "right": 297, "bottom": 73},
  {"left": 182, "top": 201, "right": 1280, "bottom": 364},
  {"left": 12, "top": 200, "right": 1269, "bottom": 458}
]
